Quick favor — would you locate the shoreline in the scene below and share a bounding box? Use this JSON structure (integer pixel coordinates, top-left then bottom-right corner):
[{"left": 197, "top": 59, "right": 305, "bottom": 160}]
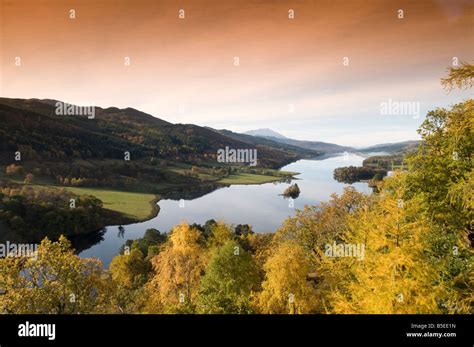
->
[{"left": 93, "top": 168, "right": 301, "bottom": 228}]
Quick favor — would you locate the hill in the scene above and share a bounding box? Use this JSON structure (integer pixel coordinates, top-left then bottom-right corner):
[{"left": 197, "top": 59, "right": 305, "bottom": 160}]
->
[
  {"left": 357, "top": 140, "right": 421, "bottom": 154},
  {"left": 243, "top": 128, "right": 287, "bottom": 139},
  {"left": 0, "top": 98, "right": 321, "bottom": 194},
  {"left": 243, "top": 128, "right": 353, "bottom": 154},
  {"left": 214, "top": 129, "right": 322, "bottom": 158},
  {"left": 0, "top": 98, "right": 321, "bottom": 168}
]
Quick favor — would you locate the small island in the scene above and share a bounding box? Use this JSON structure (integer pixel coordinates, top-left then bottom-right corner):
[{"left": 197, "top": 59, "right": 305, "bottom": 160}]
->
[
  {"left": 333, "top": 154, "right": 407, "bottom": 184},
  {"left": 282, "top": 183, "right": 300, "bottom": 198}
]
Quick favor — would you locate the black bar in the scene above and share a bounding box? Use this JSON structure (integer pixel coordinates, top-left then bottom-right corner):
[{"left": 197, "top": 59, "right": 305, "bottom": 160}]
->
[{"left": 0, "top": 314, "right": 471, "bottom": 346}]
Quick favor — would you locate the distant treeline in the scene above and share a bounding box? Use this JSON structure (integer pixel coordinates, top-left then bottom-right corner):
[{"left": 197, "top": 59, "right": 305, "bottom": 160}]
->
[
  {"left": 362, "top": 154, "right": 405, "bottom": 170},
  {"left": 333, "top": 165, "right": 387, "bottom": 184},
  {"left": 333, "top": 153, "right": 407, "bottom": 184}
]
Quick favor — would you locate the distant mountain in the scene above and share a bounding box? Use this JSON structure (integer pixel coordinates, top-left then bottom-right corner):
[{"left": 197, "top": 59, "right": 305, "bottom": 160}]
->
[
  {"left": 358, "top": 140, "right": 421, "bottom": 154},
  {"left": 243, "top": 128, "right": 287, "bottom": 139},
  {"left": 243, "top": 129, "right": 353, "bottom": 154},
  {"left": 271, "top": 137, "right": 354, "bottom": 154},
  {"left": 214, "top": 129, "right": 322, "bottom": 158}
]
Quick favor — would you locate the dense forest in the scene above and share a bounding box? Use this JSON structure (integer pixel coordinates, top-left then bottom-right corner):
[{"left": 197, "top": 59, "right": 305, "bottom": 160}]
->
[{"left": 0, "top": 64, "right": 472, "bottom": 314}]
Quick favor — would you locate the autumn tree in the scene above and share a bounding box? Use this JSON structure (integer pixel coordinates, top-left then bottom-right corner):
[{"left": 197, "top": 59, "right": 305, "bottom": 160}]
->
[
  {"left": 257, "top": 241, "right": 318, "bottom": 314},
  {"left": 145, "top": 223, "right": 205, "bottom": 313},
  {"left": 108, "top": 231, "right": 166, "bottom": 313},
  {"left": 318, "top": 179, "right": 447, "bottom": 313},
  {"left": 108, "top": 244, "right": 150, "bottom": 314},
  {"left": 0, "top": 236, "right": 111, "bottom": 314},
  {"left": 404, "top": 104, "right": 473, "bottom": 310},
  {"left": 441, "top": 61, "right": 474, "bottom": 90},
  {"left": 274, "top": 187, "right": 368, "bottom": 265},
  {"left": 5, "top": 164, "right": 24, "bottom": 177},
  {"left": 206, "top": 221, "right": 233, "bottom": 249},
  {"left": 406, "top": 100, "right": 473, "bottom": 232},
  {"left": 24, "top": 173, "right": 34, "bottom": 184},
  {"left": 405, "top": 66, "right": 473, "bottom": 312}
]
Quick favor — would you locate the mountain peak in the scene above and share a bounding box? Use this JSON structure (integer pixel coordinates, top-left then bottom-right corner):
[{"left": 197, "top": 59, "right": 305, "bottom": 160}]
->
[{"left": 243, "top": 128, "right": 287, "bottom": 139}]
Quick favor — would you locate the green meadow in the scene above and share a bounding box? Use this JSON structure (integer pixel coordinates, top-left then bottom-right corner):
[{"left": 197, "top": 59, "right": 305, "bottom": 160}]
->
[{"left": 63, "top": 187, "right": 157, "bottom": 220}]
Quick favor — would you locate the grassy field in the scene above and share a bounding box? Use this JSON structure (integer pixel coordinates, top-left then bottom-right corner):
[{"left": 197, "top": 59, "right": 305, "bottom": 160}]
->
[
  {"left": 12, "top": 181, "right": 158, "bottom": 221},
  {"left": 2, "top": 164, "right": 298, "bottom": 221},
  {"left": 61, "top": 187, "right": 157, "bottom": 220},
  {"left": 274, "top": 170, "right": 299, "bottom": 177},
  {"left": 218, "top": 173, "right": 289, "bottom": 185}
]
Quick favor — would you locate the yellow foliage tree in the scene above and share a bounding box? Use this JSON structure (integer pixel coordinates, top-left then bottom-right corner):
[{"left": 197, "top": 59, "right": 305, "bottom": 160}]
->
[
  {"left": 109, "top": 245, "right": 150, "bottom": 289},
  {"left": 0, "top": 236, "right": 110, "bottom": 314},
  {"left": 257, "top": 241, "right": 318, "bottom": 314},
  {"left": 207, "top": 221, "right": 233, "bottom": 250},
  {"left": 319, "top": 176, "right": 447, "bottom": 313},
  {"left": 145, "top": 223, "right": 205, "bottom": 313}
]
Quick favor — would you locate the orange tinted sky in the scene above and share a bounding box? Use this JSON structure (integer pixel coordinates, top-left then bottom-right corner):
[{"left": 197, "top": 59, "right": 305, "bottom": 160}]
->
[{"left": 1, "top": 0, "right": 473, "bottom": 145}]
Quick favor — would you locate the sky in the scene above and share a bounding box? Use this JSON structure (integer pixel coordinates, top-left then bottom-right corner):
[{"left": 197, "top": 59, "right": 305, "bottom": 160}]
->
[{"left": 1, "top": 0, "right": 473, "bottom": 146}]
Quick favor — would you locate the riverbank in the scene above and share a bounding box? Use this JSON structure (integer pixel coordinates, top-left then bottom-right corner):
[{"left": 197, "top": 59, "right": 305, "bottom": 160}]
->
[{"left": 65, "top": 170, "right": 299, "bottom": 223}]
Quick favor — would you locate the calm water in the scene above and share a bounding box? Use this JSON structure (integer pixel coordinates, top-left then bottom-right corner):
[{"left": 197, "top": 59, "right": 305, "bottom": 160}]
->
[{"left": 79, "top": 153, "right": 370, "bottom": 267}]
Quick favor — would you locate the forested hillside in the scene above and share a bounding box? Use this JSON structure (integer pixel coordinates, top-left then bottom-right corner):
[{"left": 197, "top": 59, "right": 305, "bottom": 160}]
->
[{"left": 0, "top": 97, "right": 319, "bottom": 183}]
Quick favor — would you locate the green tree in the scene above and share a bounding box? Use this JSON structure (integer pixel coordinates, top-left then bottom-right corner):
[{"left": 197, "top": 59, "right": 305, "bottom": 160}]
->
[
  {"left": 403, "top": 99, "right": 473, "bottom": 313},
  {"left": 207, "top": 221, "right": 233, "bottom": 249},
  {"left": 198, "top": 240, "right": 259, "bottom": 314},
  {"left": 110, "top": 241, "right": 151, "bottom": 289}
]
